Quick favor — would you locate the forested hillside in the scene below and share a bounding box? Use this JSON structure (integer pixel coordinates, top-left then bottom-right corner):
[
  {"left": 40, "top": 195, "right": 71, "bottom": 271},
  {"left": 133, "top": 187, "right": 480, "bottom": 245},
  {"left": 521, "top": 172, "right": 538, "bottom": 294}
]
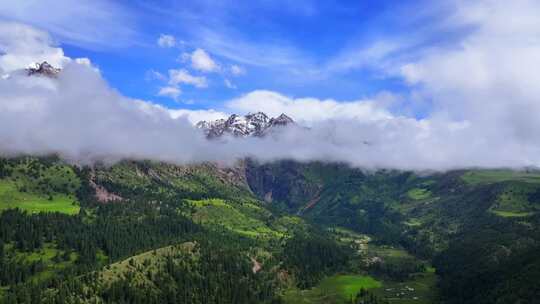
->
[
  {"left": 1, "top": 156, "right": 540, "bottom": 303},
  {"left": 247, "top": 161, "right": 540, "bottom": 303}
]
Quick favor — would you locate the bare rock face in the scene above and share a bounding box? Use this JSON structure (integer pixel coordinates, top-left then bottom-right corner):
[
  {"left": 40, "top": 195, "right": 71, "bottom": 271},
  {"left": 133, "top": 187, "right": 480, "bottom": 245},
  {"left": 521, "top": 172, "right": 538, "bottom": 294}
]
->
[
  {"left": 269, "top": 113, "right": 294, "bottom": 127},
  {"left": 196, "top": 112, "right": 295, "bottom": 138},
  {"left": 27, "top": 61, "right": 61, "bottom": 78}
]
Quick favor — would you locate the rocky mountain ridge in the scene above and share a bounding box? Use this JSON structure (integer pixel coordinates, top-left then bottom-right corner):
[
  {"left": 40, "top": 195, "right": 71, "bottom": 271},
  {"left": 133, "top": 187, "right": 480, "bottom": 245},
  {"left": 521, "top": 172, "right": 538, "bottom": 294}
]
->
[
  {"left": 196, "top": 112, "right": 295, "bottom": 138},
  {"left": 26, "top": 61, "right": 61, "bottom": 77}
]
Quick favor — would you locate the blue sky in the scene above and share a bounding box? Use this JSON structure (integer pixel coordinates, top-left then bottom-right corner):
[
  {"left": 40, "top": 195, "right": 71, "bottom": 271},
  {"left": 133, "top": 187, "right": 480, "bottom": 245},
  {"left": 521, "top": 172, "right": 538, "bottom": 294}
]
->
[{"left": 1, "top": 0, "right": 459, "bottom": 111}]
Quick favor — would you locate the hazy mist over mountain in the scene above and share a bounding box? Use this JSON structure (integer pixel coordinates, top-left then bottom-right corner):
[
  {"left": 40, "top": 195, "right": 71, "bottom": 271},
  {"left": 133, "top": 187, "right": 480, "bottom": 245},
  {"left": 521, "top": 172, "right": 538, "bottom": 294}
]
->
[{"left": 1, "top": 1, "right": 540, "bottom": 171}]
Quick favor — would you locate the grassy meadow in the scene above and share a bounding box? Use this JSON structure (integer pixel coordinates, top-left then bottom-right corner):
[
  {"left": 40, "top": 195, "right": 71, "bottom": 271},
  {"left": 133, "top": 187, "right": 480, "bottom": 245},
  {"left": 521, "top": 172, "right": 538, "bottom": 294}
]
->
[
  {"left": 0, "top": 180, "right": 80, "bottom": 214},
  {"left": 283, "top": 275, "right": 382, "bottom": 304}
]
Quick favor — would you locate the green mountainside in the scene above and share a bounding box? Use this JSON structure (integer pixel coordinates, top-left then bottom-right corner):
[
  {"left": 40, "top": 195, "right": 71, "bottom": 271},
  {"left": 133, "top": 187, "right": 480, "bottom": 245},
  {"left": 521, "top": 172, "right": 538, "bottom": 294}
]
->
[{"left": 1, "top": 156, "right": 540, "bottom": 303}]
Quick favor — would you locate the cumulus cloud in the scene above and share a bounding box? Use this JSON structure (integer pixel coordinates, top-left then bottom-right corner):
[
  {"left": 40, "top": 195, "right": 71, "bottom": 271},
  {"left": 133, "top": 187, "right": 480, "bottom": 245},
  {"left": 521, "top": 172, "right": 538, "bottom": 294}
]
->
[
  {"left": 181, "top": 48, "right": 219, "bottom": 72},
  {"left": 226, "top": 90, "right": 393, "bottom": 124},
  {"left": 157, "top": 86, "right": 181, "bottom": 101},
  {"left": 168, "top": 69, "right": 207, "bottom": 88},
  {"left": 168, "top": 109, "right": 228, "bottom": 124},
  {"left": 152, "top": 66, "right": 208, "bottom": 101},
  {"left": 398, "top": 0, "right": 540, "bottom": 150},
  {"left": 0, "top": 62, "right": 219, "bottom": 164},
  {"left": 157, "top": 34, "right": 176, "bottom": 48},
  {"left": 0, "top": 21, "right": 68, "bottom": 73}
]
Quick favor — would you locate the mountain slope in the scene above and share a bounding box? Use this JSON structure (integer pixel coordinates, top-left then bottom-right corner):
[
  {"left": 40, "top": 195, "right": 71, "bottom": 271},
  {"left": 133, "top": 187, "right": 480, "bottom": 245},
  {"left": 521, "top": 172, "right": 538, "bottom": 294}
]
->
[
  {"left": 245, "top": 161, "right": 540, "bottom": 303},
  {"left": 2, "top": 156, "right": 540, "bottom": 303}
]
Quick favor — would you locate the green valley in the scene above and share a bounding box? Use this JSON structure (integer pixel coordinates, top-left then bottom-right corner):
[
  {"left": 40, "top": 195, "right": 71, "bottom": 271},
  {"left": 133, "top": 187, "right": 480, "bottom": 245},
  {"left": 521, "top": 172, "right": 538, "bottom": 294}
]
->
[{"left": 1, "top": 157, "right": 540, "bottom": 303}]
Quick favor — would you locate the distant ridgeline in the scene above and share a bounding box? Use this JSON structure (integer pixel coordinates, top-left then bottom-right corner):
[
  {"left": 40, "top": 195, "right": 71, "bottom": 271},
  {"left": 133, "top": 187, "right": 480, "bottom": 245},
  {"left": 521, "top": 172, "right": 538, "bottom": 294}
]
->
[
  {"left": 1, "top": 155, "right": 540, "bottom": 303},
  {"left": 196, "top": 112, "right": 295, "bottom": 138}
]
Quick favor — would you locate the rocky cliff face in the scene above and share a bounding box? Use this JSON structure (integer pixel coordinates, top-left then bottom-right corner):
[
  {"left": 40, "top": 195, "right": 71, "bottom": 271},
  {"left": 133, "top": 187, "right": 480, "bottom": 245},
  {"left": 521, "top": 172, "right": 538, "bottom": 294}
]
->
[{"left": 244, "top": 159, "right": 321, "bottom": 211}]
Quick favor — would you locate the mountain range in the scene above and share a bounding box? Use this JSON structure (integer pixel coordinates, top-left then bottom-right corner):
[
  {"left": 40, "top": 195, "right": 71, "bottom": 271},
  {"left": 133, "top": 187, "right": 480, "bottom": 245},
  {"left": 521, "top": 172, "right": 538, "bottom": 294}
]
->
[
  {"left": 0, "top": 62, "right": 539, "bottom": 304},
  {"left": 26, "top": 61, "right": 61, "bottom": 78},
  {"left": 196, "top": 112, "right": 295, "bottom": 138}
]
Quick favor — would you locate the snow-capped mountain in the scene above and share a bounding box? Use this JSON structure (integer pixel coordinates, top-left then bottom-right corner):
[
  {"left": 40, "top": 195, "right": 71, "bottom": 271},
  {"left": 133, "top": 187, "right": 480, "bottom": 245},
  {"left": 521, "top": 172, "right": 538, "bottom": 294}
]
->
[
  {"left": 196, "top": 112, "right": 295, "bottom": 138},
  {"left": 26, "top": 61, "right": 60, "bottom": 78}
]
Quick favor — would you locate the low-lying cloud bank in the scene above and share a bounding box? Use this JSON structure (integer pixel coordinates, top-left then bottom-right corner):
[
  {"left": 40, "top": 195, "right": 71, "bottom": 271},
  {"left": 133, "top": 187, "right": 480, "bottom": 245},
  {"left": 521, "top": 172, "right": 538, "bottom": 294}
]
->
[
  {"left": 0, "top": 60, "right": 533, "bottom": 171},
  {"left": 2, "top": 0, "right": 540, "bottom": 171}
]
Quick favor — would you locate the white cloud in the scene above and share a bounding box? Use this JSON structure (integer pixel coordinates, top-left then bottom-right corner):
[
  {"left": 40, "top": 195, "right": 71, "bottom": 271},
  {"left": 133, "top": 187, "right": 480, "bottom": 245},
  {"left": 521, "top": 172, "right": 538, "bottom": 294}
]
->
[
  {"left": 4, "top": 16, "right": 540, "bottom": 171},
  {"left": 157, "top": 34, "right": 176, "bottom": 48},
  {"left": 158, "top": 86, "right": 181, "bottom": 101},
  {"left": 0, "top": 21, "right": 69, "bottom": 73},
  {"left": 230, "top": 64, "right": 246, "bottom": 76},
  {"left": 168, "top": 69, "right": 207, "bottom": 88},
  {"left": 74, "top": 58, "right": 92, "bottom": 67},
  {"left": 187, "top": 48, "right": 219, "bottom": 72},
  {"left": 227, "top": 90, "right": 393, "bottom": 124},
  {"left": 400, "top": 64, "right": 422, "bottom": 85},
  {"left": 398, "top": 0, "right": 540, "bottom": 146},
  {"left": 0, "top": 61, "right": 214, "bottom": 164},
  {"left": 168, "top": 109, "right": 228, "bottom": 124}
]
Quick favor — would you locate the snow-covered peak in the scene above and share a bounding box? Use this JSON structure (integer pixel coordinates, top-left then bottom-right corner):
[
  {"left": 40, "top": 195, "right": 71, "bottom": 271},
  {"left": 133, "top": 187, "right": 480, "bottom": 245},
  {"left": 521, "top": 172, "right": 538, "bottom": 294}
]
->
[
  {"left": 197, "top": 112, "right": 295, "bottom": 138},
  {"left": 26, "top": 61, "right": 60, "bottom": 78},
  {"left": 269, "top": 113, "right": 294, "bottom": 127}
]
